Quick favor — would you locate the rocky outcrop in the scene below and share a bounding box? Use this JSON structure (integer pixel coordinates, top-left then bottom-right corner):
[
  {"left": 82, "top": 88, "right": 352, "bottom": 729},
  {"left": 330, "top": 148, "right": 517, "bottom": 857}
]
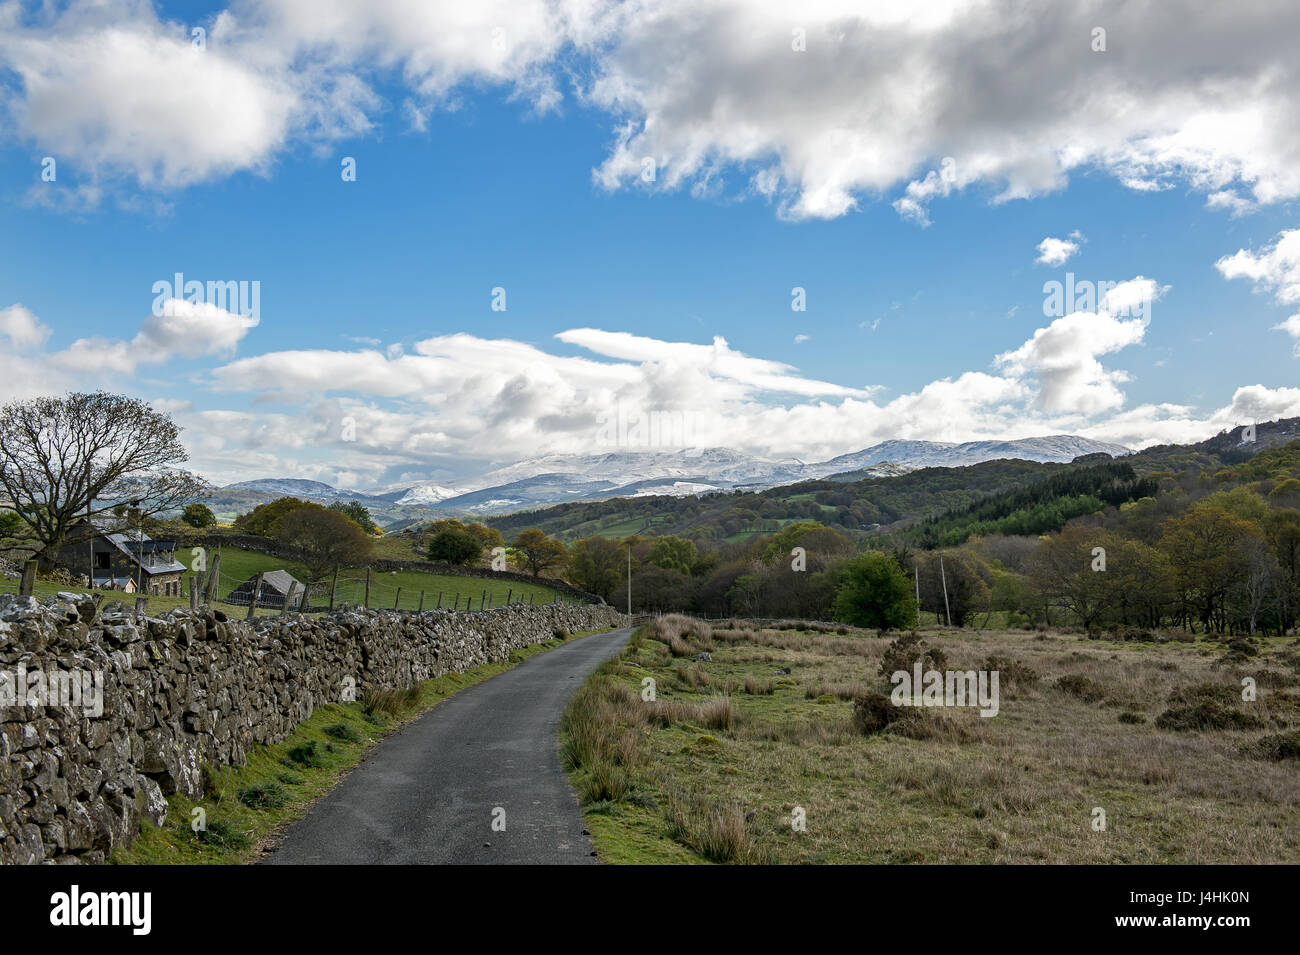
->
[{"left": 0, "top": 594, "right": 623, "bottom": 864}]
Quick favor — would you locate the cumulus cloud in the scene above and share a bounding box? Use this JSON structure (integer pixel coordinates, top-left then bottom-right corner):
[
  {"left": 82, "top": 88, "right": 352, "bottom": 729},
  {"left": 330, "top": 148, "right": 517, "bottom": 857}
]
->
[
  {"left": 169, "top": 271, "right": 1290, "bottom": 483},
  {"left": 584, "top": 1, "right": 1300, "bottom": 222},
  {"left": 49, "top": 299, "right": 259, "bottom": 375},
  {"left": 0, "top": 303, "right": 50, "bottom": 350},
  {"left": 1036, "top": 233, "right": 1083, "bottom": 266},
  {"left": 4, "top": 0, "right": 1300, "bottom": 224},
  {"left": 1216, "top": 227, "right": 1300, "bottom": 352}
]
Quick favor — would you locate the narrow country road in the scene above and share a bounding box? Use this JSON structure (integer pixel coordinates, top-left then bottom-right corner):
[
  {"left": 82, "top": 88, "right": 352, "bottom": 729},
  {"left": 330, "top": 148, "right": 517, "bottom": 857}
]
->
[{"left": 262, "top": 627, "right": 632, "bottom": 865}]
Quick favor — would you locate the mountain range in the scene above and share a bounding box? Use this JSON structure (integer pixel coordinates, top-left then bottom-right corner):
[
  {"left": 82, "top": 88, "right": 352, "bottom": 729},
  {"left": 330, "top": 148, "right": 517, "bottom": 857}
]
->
[{"left": 205, "top": 435, "right": 1130, "bottom": 524}]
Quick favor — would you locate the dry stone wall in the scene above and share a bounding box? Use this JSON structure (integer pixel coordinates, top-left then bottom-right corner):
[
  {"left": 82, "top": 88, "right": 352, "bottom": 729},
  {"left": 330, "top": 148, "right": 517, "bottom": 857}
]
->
[{"left": 0, "top": 593, "right": 624, "bottom": 864}]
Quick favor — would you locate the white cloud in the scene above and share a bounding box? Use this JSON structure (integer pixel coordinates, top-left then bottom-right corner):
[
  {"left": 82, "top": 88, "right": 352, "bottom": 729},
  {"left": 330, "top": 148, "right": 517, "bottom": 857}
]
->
[
  {"left": 3, "top": 0, "right": 1299, "bottom": 224},
  {"left": 1216, "top": 227, "right": 1300, "bottom": 353},
  {"left": 49, "top": 299, "right": 259, "bottom": 375},
  {"left": 1036, "top": 235, "right": 1082, "bottom": 266},
  {"left": 0, "top": 303, "right": 51, "bottom": 350},
  {"left": 996, "top": 310, "right": 1146, "bottom": 414},
  {"left": 793, "top": 333, "right": 810, "bottom": 344},
  {"left": 584, "top": 1, "right": 1300, "bottom": 222}
]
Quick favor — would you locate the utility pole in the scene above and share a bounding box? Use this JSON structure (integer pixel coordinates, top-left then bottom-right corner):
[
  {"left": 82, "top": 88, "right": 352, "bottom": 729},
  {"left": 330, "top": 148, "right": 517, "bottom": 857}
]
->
[
  {"left": 914, "top": 562, "right": 921, "bottom": 628},
  {"left": 627, "top": 545, "right": 632, "bottom": 616},
  {"left": 939, "top": 555, "right": 952, "bottom": 628}
]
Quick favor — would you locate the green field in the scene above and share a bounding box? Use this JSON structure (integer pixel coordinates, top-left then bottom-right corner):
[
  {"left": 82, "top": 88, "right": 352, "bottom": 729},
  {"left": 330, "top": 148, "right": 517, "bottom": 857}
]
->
[{"left": 10, "top": 545, "right": 573, "bottom": 615}]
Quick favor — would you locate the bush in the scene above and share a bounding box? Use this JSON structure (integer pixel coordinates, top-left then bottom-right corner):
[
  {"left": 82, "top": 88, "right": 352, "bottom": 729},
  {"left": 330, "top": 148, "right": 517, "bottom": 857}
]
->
[
  {"left": 192, "top": 818, "right": 252, "bottom": 849},
  {"left": 1118, "top": 711, "right": 1146, "bottom": 724},
  {"left": 286, "top": 740, "right": 328, "bottom": 767},
  {"left": 1155, "top": 703, "right": 1263, "bottom": 732},
  {"left": 1245, "top": 730, "right": 1300, "bottom": 760},
  {"left": 982, "top": 654, "right": 1039, "bottom": 688},
  {"left": 238, "top": 781, "right": 290, "bottom": 809},
  {"left": 325, "top": 722, "right": 363, "bottom": 743},
  {"left": 1168, "top": 682, "right": 1239, "bottom": 707},
  {"left": 852, "top": 692, "right": 912, "bottom": 735},
  {"left": 1054, "top": 674, "right": 1106, "bottom": 703},
  {"left": 879, "top": 632, "right": 946, "bottom": 678}
]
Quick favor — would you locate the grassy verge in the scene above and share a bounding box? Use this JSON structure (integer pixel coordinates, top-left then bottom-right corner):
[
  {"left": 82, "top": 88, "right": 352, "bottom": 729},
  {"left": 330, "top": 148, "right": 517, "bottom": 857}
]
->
[
  {"left": 111, "top": 627, "right": 614, "bottom": 865},
  {"left": 562, "top": 616, "right": 1300, "bottom": 864}
]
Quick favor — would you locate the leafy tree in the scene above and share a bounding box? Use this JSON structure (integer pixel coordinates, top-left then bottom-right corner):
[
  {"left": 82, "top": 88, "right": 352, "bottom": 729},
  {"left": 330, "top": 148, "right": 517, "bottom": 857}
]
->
[
  {"left": 181, "top": 503, "right": 217, "bottom": 528},
  {"left": 1026, "top": 525, "right": 1111, "bottom": 630},
  {"left": 0, "top": 392, "right": 208, "bottom": 565},
  {"left": 1160, "top": 504, "right": 1262, "bottom": 632},
  {"left": 329, "top": 500, "right": 380, "bottom": 534},
  {"left": 427, "top": 526, "right": 483, "bottom": 565},
  {"left": 833, "top": 552, "right": 917, "bottom": 632},
  {"left": 569, "top": 537, "right": 627, "bottom": 602},
  {"left": 511, "top": 528, "right": 568, "bottom": 577},
  {"left": 464, "top": 522, "right": 504, "bottom": 551},
  {"left": 646, "top": 535, "right": 698, "bottom": 575},
  {"left": 916, "top": 550, "right": 991, "bottom": 628},
  {"left": 237, "top": 497, "right": 309, "bottom": 536},
  {"left": 272, "top": 505, "right": 373, "bottom": 583}
]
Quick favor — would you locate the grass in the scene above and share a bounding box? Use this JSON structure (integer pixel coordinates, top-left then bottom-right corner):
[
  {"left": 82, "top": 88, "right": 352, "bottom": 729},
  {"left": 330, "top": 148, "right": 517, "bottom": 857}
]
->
[
  {"left": 109, "top": 627, "right": 614, "bottom": 865},
  {"left": 562, "top": 617, "right": 1300, "bottom": 864},
  {"left": 17, "top": 544, "right": 570, "bottom": 616}
]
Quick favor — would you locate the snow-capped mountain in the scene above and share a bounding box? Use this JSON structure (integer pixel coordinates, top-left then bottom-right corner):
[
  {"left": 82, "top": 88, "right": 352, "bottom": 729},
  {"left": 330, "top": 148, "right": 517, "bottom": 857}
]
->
[
  {"left": 211, "top": 434, "right": 1131, "bottom": 522},
  {"left": 380, "top": 436, "right": 1129, "bottom": 513},
  {"left": 810, "top": 435, "right": 1131, "bottom": 476},
  {"left": 222, "top": 478, "right": 378, "bottom": 502}
]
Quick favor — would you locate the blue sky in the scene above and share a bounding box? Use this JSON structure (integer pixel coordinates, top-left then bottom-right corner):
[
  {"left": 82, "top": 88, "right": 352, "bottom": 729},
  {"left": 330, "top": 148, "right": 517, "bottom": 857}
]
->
[{"left": 2, "top": 0, "right": 1299, "bottom": 487}]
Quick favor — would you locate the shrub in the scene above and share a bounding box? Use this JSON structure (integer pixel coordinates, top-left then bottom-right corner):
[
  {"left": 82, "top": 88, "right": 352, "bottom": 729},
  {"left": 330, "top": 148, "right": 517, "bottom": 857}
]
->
[
  {"left": 879, "top": 632, "right": 946, "bottom": 679},
  {"left": 192, "top": 817, "right": 252, "bottom": 849},
  {"left": 1054, "top": 674, "right": 1106, "bottom": 703},
  {"left": 852, "top": 692, "right": 911, "bottom": 735},
  {"left": 1245, "top": 730, "right": 1300, "bottom": 761},
  {"left": 286, "top": 740, "right": 328, "bottom": 767},
  {"left": 1168, "top": 682, "right": 1238, "bottom": 707},
  {"left": 1118, "top": 711, "right": 1146, "bottom": 724},
  {"left": 1155, "top": 703, "right": 1263, "bottom": 732},
  {"left": 325, "top": 722, "right": 363, "bottom": 744},
  {"left": 238, "top": 781, "right": 290, "bottom": 809},
  {"left": 982, "top": 654, "right": 1039, "bottom": 688}
]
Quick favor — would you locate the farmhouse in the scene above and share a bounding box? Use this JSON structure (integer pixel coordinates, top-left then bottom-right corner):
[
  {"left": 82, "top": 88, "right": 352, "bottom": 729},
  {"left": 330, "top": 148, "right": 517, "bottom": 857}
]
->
[
  {"left": 227, "top": 569, "right": 305, "bottom": 610},
  {"left": 56, "top": 518, "right": 186, "bottom": 596}
]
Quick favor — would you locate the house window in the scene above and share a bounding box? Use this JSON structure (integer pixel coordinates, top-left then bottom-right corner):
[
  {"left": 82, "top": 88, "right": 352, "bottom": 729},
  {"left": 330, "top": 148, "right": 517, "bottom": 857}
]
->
[{"left": 95, "top": 552, "right": 111, "bottom": 570}]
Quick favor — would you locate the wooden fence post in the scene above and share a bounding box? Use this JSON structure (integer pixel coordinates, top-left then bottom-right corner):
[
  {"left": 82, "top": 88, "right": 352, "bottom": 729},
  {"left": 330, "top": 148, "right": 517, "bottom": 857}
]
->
[
  {"left": 453, "top": 592, "right": 459, "bottom": 612},
  {"left": 19, "top": 560, "right": 37, "bottom": 597},
  {"left": 506, "top": 589, "right": 512, "bottom": 606},
  {"left": 364, "top": 568, "right": 371, "bottom": 609},
  {"left": 205, "top": 551, "right": 222, "bottom": 602},
  {"left": 189, "top": 576, "right": 199, "bottom": 610},
  {"left": 418, "top": 590, "right": 425, "bottom": 612},
  {"left": 480, "top": 590, "right": 486, "bottom": 611},
  {"left": 394, "top": 587, "right": 402, "bottom": 610},
  {"left": 135, "top": 596, "right": 148, "bottom": 615},
  {"left": 281, "top": 582, "right": 299, "bottom": 615},
  {"left": 330, "top": 567, "right": 339, "bottom": 611},
  {"left": 247, "top": 571, "right": 264, "bottom": 620},
  {"left": 436, "top": 592, "right": 442, "bottom": 609}
]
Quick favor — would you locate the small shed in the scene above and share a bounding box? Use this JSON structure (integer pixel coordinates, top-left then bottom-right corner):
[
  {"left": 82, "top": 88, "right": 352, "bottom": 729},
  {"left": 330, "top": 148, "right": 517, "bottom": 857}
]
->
[{"left": 226, "top": 569, "right": 305, "bottom": 609}]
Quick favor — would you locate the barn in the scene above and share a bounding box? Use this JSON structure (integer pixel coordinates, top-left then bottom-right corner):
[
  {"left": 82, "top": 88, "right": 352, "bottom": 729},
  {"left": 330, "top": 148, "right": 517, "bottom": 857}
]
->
[{"left": 226, "top": 569, "right": 306, "bottom": 609}]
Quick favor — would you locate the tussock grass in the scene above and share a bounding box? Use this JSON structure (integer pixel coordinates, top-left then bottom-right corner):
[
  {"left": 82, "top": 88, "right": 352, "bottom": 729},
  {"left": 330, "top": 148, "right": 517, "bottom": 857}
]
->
[{"left": 568, "top": 617, "right": 1300, "bottom": 864}]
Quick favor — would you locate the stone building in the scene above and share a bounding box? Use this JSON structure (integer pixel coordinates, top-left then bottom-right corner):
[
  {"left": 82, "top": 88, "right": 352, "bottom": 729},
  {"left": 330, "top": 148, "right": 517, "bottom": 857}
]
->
[{"left": 56, "top": 518, "right": 186, "bottom": 596}]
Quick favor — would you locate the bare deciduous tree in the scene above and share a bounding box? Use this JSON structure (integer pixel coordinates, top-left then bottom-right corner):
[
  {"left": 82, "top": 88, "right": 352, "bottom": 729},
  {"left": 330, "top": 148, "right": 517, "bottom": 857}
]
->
[{"left": 0, "top": 392, "right": 210, "bottom": 565}]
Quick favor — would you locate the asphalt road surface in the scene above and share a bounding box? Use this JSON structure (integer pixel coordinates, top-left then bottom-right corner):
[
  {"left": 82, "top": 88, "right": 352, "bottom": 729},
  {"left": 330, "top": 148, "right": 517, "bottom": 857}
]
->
[{"left": 263, "top": 627, "right": 632, "bottom": 865}]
